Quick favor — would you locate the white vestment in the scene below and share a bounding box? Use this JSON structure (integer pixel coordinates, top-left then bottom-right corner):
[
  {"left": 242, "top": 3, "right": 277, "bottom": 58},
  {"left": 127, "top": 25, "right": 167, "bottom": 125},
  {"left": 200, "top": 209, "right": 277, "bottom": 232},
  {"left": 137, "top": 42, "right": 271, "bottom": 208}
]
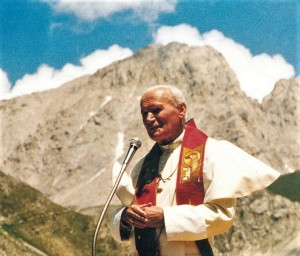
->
[{"left": 111, "top": 136, "right": 280, "bottom": 256}]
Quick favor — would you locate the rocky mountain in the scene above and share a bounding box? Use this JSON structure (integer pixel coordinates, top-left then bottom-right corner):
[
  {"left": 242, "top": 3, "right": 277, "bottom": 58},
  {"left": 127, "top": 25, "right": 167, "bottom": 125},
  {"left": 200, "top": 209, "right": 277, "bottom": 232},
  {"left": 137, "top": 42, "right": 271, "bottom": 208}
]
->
[
  {"left": 215, "top": 186, "right": 300, "bottom": 256},
  {"left": 0, "top": 43, "right": 299, "bottom": 254}
]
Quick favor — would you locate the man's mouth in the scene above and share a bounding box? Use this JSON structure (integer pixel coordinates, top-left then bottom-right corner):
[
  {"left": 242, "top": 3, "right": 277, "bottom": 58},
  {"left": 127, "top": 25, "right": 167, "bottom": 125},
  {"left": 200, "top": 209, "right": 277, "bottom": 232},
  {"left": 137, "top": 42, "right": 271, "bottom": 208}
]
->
[{"left": 148, "top": 126, "right": 160, "bottom": 133}]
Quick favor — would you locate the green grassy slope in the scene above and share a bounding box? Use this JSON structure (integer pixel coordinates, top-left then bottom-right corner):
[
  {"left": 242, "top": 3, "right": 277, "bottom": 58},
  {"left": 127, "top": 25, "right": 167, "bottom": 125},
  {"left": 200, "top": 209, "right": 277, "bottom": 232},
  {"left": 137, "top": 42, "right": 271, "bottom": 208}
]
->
[
  {"left": 267, "top": 171, "right": 300, "bottom": 202},
  {"left": 0, "top": 171, "right": 129, "bottom": 256}
]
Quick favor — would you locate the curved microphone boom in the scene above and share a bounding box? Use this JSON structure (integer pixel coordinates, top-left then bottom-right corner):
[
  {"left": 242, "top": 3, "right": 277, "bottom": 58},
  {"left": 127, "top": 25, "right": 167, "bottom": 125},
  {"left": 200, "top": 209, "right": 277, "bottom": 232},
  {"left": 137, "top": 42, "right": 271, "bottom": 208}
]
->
[{"left": 92, "top": 138, "right": 142, "bottom": 256}]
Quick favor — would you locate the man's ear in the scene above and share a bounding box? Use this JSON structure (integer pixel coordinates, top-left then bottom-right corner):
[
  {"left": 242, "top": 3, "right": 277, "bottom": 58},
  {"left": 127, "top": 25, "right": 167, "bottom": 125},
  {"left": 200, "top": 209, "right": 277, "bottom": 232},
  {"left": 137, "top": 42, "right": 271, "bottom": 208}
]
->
[{"left": 178, "top": 103, "right": 187, "bottom": 119}]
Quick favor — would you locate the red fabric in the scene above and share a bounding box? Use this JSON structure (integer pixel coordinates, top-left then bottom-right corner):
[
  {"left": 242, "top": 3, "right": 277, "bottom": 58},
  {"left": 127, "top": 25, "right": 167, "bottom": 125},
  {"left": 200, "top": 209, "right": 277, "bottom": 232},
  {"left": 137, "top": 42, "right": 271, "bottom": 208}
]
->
[
  {"left": 135, "top": 178, "right": 158, "bottom": 205},
  {"left": 176, "top": 119, "right": 207, "bottom": 205}
]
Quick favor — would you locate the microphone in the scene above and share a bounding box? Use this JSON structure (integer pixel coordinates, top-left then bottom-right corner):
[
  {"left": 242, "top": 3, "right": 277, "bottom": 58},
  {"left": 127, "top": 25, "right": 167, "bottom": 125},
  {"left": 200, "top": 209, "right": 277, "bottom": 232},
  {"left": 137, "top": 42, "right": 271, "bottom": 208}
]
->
[
  {"left": 123, "top": 137, "right": 142, "bottom": 165},
  {"left": 92, "top": 137, "right": 142, "bottom": 256}
]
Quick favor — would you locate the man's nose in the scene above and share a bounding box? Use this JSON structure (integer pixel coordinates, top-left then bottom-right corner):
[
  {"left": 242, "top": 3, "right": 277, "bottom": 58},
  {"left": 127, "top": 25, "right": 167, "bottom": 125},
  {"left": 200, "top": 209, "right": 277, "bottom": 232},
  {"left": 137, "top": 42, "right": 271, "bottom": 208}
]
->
[{"left": 145, "top": 112, "right": 155, "bottom": 123}]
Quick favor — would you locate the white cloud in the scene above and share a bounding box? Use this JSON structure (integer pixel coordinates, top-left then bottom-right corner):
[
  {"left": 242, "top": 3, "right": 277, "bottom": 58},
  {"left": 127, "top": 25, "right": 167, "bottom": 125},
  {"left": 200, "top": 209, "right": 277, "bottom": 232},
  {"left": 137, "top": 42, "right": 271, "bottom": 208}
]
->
[
  {"left": 153, "top": 24, "right": 295, "bottom": 102},
  {"left": 0, "top": 69, "right": 11, "bottom": 96},
  {"left": 44, "top": 0, "right": 177, "bottom": 22},
  {"left": 0, "top": 45, "right": 132, "bottom": 100}
]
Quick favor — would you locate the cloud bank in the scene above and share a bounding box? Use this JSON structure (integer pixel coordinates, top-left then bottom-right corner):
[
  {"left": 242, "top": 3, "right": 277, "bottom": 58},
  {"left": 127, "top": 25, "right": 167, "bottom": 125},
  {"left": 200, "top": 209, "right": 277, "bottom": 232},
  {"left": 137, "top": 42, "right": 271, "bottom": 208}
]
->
[
  {"left": 0, "top": 24, "right": 295, "bottom": 102},
  {"left": 153, "top": 24, "right": 295, "bottom": 102},
  {"left": 43, "top": 0, "right": 177, "bottom": 22},
  {"left": 0, "top": 45, "right": 132, "bottom": 100}
]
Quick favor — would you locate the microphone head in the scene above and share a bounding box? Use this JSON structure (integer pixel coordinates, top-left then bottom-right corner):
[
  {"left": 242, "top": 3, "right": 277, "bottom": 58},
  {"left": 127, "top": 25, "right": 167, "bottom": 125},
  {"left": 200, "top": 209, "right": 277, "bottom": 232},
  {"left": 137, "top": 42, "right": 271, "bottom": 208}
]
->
[{"left": 130, "top": 137, "right": 142, "bottom": 149}]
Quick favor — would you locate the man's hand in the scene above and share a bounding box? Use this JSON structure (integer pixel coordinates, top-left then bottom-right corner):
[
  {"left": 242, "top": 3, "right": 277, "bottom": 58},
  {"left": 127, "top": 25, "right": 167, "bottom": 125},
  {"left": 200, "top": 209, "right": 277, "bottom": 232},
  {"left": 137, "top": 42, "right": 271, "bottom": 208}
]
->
[
  {"left": 122, "top": 203, "right": 149, "bottom": 228},
  {"left": 142, "top": 204, "right": 164, "bottom": 228},
  {"left": 122, "top": 203, "right": 164, "bottom": 228}
]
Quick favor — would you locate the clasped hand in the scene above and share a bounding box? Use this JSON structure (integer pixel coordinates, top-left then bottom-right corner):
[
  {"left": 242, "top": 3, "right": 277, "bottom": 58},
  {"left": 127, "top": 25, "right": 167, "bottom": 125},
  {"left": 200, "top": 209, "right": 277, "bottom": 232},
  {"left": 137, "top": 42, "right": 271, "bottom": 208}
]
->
[{"left": 123, "top": 203, "right": 164, "bottom": 229}]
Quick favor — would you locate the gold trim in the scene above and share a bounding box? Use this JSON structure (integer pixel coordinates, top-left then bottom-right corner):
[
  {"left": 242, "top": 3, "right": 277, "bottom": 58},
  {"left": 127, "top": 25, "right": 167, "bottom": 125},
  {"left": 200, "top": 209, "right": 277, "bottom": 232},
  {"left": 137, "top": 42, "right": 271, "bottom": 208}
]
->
[{"left": 180, "top": 145, "right": 203, "bottom": 184}]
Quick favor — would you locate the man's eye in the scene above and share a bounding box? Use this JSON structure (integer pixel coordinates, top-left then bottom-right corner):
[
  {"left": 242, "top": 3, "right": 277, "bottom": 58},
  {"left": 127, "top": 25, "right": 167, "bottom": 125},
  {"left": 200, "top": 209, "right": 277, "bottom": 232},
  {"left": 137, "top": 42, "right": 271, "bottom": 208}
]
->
[
  {"left": 141, "top": 108, "right": 161, "bottom": 118},
  {"left": 152, "top": 108, "right": 161, "bottom": 115}
]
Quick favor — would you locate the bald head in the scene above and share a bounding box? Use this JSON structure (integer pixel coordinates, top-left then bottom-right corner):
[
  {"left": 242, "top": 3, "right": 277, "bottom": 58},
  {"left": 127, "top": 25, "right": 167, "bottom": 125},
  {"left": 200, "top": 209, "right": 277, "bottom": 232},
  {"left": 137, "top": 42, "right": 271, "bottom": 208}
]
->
[{"left": 142, "top": 85, "right": 187, "bottom": 108}]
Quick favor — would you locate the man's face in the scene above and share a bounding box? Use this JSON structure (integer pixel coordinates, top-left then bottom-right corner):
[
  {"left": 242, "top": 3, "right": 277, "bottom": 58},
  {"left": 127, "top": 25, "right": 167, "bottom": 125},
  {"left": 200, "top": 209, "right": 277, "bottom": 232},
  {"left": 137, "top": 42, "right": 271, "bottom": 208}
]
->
[{"left": 140, "top": 89, "right": 186, "bottom": 145}]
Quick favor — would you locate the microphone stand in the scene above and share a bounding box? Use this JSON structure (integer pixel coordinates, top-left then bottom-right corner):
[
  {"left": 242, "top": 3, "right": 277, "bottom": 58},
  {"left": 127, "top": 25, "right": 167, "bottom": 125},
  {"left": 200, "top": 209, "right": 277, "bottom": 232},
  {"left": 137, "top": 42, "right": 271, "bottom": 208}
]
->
[{"left": 92, "top": 138, "right": 141, "bottom": 256}]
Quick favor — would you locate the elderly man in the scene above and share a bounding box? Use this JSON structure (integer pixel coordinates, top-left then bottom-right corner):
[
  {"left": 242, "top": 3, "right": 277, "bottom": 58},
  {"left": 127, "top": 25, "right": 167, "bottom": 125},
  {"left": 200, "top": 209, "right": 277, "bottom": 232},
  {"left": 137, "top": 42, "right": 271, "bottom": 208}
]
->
[{"left": 111, "top": 85, "right": 279, "bottom": 256}]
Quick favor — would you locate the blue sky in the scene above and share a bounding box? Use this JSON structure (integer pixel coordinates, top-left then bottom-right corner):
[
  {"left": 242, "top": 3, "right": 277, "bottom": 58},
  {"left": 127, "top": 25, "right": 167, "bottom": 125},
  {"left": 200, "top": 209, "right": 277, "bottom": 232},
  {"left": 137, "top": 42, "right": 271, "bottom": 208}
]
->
[{"left": 0, "top": 0, "right": 299, "bottom": 101}]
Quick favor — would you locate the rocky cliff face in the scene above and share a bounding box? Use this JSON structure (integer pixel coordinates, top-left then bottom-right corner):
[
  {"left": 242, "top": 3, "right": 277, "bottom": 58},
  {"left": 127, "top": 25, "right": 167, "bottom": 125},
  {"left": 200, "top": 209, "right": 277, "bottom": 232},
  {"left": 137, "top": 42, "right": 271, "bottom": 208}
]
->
[
  {"left": 0, "top": 43, "right": 299, "bottom": 254},
  {"left": 262, "top": 78, "right": 300, "bottom": 171},
  {"left": 215, "top": 189, "right": 300, "bottom": 256}
]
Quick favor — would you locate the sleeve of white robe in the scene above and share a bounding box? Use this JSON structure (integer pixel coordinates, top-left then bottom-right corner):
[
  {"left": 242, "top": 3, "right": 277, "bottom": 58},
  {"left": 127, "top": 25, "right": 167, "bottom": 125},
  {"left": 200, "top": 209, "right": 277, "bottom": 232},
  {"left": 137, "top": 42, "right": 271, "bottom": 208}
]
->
[
  {"left": 110, "top": 157, "right": 144, "bottom": 242},
  {"left": 164, "top": 198, "right": 236, "bottom": 241},
  {"left": 111, "top": 207, "right": 126, "bottom": 242}
]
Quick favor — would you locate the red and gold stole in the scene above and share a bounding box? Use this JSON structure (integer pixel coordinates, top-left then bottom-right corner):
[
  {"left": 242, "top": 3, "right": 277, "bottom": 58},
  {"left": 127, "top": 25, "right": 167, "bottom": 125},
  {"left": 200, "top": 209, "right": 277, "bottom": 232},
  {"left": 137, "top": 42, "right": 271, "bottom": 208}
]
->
[
  {"left": 176, "top": 119, "right": 207, "bottom": 205},
  {"left": 135, "top": 119, "right": 207, "bottom": 206}
]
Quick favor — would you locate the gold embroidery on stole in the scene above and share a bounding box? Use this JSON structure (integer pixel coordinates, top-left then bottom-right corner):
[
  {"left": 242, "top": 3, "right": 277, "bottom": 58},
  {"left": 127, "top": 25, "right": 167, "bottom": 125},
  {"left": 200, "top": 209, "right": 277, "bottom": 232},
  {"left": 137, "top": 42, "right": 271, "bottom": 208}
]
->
[{"left": 180, "top": 145, "right": 203, "bottom": 184}]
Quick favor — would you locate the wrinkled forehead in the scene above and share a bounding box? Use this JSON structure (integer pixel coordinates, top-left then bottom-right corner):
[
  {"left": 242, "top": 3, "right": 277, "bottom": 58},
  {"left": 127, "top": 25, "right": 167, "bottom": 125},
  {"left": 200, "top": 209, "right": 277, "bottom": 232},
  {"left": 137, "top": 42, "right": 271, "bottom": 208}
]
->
[{"left": 140, "top": 88, "right": 175, "bottom": 106}]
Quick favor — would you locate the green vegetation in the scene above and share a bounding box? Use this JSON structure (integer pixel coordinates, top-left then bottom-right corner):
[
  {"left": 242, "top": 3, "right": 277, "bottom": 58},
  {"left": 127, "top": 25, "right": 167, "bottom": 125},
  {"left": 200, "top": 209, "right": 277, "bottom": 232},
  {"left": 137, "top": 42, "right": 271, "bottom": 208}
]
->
[
  {"left": 267, "top": 170, "right": 300, "bottom": 202},
  {"left": 0, "top": 172, "right": 129, "bottom": 256}
]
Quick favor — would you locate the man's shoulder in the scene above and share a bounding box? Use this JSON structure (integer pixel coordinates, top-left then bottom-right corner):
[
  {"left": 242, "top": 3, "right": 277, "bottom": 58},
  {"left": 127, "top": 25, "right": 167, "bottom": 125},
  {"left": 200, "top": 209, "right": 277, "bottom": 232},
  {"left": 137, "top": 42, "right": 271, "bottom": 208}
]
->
[{"left": 206, "top": 137, "right": 232, "bottom": 147}]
